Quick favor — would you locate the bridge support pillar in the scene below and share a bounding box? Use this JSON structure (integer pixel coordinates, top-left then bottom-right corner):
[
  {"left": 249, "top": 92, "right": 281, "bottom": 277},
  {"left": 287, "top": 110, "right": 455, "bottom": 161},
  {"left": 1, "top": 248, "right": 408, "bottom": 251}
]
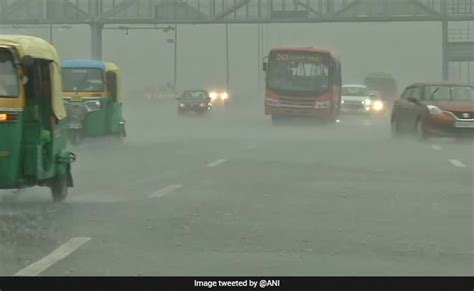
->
[
  {"left": 91, "top": 22, "right": 103, "bottom": 60},
  {"left": 442, "top": 20, "right": 449, "bottom": 80}
]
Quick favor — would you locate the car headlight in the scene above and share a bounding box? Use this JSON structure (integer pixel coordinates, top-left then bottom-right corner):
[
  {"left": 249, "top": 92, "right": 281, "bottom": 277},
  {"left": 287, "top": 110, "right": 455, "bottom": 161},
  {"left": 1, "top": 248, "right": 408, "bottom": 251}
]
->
[
  {"left": 427, "top": 105, "right": 443, "bottom": 115},
  {"left": 199, "top": 103, "right": 205, "bottom": 107},
  {"left": 220, "top": 92, "right": 229, "bottom": 100},
  {"left": 84, "top": 100, "right": 101, "bottom": 112},
  {"left": 341, "top": 100, "right": 344, "bottom": 104},
  {"left": 372, "top": 100, "right": 384, "bottom": 111},
  {"left": 209, "top": 92, "right": 218, "bottom": 100},
  {"left": 314, "top": 100, "right": 331, "bottom": 109},
  {"left": 364, "top": 98, "right": 371, "bottom": 106},
  {"left": 179, "top": 103, "right": 185, "bottom": 108}
]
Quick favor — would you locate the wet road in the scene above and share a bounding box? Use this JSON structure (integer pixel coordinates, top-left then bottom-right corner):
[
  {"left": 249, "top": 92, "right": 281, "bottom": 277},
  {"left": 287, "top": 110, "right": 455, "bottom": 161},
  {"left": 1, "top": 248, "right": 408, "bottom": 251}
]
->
[{"left": 1, "top": 99, "right": 473, "bottom": 276}]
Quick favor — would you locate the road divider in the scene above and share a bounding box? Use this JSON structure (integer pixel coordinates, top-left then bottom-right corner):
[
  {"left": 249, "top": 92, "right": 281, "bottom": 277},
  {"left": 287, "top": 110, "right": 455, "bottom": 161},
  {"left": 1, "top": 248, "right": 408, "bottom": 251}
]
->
[
  {"left": 148, "top": 184, "right": 183, "bottom": 198},
  {"left": 13, "top": 237, "right": 91, "bottom": 276}
]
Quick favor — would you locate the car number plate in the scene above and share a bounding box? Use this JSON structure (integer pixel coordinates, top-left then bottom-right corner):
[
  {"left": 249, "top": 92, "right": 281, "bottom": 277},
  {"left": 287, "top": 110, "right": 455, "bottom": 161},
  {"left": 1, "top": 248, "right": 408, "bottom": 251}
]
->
[{"left": 455, "top": 121, "right": 474, "bottom": 128}]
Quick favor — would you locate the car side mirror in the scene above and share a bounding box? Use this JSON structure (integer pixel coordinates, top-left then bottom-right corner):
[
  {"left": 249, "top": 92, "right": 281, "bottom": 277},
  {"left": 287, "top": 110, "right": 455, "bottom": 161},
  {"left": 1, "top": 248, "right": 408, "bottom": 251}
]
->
[
  {"left": 263, "top": 62, "right": 267, "bottom": 72},
  {"left": 407, "top": 97, "right": 419, "bottom": 104}
]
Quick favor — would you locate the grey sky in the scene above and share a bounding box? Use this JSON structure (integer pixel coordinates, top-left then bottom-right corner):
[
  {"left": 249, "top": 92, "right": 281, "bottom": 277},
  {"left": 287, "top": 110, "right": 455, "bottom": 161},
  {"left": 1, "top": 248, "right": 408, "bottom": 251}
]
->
[{"left": 0, "top": 22, "right": 442, "bottom": 98}]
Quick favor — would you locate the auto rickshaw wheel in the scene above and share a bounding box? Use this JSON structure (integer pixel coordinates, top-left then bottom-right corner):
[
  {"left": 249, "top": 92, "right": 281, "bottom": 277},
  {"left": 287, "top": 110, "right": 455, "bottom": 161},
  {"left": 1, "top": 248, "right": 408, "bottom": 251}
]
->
[
  {"left": 118, "top": 125, "right": 127, "bottom": 141},
  {"left": 51, "top": 173, "right": 68, "bottom": 202},
  {"left": 70, "top": 130, "right": 81, "bottom": 145}
]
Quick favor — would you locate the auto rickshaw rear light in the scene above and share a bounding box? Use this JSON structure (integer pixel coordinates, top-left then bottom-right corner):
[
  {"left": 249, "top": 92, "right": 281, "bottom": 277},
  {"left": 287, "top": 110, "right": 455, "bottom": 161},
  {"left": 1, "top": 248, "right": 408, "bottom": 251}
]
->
[{"left": 0, "top": 113, "right": 8, "bottom": 121}]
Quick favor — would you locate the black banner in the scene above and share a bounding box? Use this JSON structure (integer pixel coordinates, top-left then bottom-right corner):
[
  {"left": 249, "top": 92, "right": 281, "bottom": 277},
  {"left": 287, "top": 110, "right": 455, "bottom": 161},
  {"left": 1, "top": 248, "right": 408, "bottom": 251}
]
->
[{"left": 0, "top": 277, "right": 472, "bottom": 291}]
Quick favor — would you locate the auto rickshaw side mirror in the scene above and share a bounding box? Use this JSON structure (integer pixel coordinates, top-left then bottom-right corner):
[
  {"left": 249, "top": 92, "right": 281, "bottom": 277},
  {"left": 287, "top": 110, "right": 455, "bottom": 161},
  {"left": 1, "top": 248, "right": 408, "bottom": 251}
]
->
[{"left": 21, "top": 55, "right": 34, "bottom": 67}]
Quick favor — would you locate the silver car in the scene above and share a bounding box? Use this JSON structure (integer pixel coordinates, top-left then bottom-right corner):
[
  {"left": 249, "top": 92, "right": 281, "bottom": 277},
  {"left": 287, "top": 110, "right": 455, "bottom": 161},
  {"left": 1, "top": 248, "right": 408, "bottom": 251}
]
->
[{"left": 341, "top": 84, "right": 371, "bottom": 113}]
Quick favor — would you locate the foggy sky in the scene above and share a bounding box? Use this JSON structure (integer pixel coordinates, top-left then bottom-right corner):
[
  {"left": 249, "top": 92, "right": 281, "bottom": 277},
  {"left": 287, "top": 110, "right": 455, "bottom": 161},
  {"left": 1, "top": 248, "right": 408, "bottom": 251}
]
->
[{"left": 0, "top": 22, "right": 443, "bottom": 99}]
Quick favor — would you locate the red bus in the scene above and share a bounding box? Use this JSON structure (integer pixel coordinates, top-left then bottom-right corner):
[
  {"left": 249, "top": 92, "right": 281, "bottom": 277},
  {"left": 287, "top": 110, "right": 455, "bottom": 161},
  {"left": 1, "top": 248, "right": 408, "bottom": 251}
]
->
[{"left": 263, "top": 47, "right": 342, "bottom": 123}]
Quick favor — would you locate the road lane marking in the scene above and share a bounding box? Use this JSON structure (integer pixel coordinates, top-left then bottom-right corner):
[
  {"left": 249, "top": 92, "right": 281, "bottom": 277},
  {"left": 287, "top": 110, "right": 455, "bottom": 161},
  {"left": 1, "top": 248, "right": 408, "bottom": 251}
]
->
[
  {"left": 207, "top": 159, "right": 227, "bottom": 168},
  {"left": 431, "top": 145, "right": 442, "bottom": 150},
  {"left": 148, "top": 184, "right": 182, "bottom": 198},
  {"left": 363, "top": 120, "right": 371, "bottom": 126},
  {"left": 13, "top": 237, "right": 91, "bottom": 276},
  {"left": 449, "top": 159, "right": 466, "bottom": 168}
]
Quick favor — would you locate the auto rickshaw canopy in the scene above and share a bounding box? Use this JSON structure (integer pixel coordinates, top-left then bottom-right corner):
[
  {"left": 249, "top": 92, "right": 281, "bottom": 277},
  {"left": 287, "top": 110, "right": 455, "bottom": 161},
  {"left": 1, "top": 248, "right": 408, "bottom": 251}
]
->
[
  {"left": 62, "top": 60, "right": 123, "bottom": 104},
  {"left": 105, "top": 62, "right": 123, "bottom": 104},
  {"left": 0, "top": 35, "right": 66, "bottom": 120}
]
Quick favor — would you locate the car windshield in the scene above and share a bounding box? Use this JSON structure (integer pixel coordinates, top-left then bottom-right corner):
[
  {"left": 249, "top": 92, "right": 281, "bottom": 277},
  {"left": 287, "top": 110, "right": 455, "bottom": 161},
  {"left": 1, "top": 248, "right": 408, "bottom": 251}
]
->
[
  {"left": 62, "top": 68, "right": 105, "bottom": 92},
  {"left": 0, "top": 48, "right": 19, "bottom": 98},
  {"left": 425, "top": 85, "right": 474, "bottom": 101},
  {"left": 182, "top": 91, "right": 207, "bottom": 100},
  {"left": 267, "top": 51, "right": 330, "bottom": 92},
  {"left": 342, "top": 87, "right": 369, "bottom": 96}
]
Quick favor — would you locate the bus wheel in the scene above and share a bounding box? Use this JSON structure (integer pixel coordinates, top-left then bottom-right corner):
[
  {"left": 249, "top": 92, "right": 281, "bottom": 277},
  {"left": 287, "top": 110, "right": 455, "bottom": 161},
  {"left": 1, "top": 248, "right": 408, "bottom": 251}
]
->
[
  {"left": 51, "top": 173, "right": 68, "bottom": 202},
  {"left": 271, "top": 115, "right": 285, "bottom": 126}
]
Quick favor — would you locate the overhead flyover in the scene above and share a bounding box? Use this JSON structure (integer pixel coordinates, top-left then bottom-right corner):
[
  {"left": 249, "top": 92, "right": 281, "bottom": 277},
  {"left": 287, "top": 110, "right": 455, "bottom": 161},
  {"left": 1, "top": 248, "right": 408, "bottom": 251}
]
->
[{"left": 0, "top": 0, "right": 473, "bottom": 81}]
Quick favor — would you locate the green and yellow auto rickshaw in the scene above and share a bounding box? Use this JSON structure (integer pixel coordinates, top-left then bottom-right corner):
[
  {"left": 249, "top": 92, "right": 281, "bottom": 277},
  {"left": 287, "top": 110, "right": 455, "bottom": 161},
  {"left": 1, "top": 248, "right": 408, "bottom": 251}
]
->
[
  {"left": 0, "top": 35, "right": 75, "bottom": 202},
  {"left": 62, "top": 60, "right": 126, "bottom": 144}
]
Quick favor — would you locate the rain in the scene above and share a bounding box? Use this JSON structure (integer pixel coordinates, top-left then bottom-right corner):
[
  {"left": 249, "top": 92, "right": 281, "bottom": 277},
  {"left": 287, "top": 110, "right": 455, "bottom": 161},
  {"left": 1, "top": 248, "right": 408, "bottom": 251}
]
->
[{"left": 0, "top": 0, "right": 473, "bottom": 277}]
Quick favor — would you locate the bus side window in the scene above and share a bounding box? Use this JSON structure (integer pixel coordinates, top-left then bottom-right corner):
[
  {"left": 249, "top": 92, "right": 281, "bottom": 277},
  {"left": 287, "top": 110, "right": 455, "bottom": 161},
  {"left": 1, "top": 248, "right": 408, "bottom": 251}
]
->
[{"left": 106, "top": 71, "right": 118, "bottom": 101}]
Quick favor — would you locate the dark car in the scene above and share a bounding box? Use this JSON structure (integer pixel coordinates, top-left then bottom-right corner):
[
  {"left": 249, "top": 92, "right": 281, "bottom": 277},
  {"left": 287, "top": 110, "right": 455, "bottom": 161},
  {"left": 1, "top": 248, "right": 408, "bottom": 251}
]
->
[
  {"left": 177, "top": 90, "right": 212, "bottom": 114},
  {"left": 391, "top": 82, "right": 474, "bottom": 139}
]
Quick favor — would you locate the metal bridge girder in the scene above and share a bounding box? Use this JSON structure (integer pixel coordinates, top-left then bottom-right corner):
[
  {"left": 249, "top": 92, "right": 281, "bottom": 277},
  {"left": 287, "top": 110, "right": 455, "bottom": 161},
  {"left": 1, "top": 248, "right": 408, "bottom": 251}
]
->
[{"left": 1, "top": 0, "right": 474, "bottom": 24}]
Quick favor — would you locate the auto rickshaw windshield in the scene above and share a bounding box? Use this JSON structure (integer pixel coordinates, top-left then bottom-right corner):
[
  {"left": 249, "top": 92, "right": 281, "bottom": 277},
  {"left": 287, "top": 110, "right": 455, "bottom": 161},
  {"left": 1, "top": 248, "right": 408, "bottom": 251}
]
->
[
  {"left": 0, "top": 48, "right": 19, "bottom": 98},
  {"left": 62, "top": 68, "right": 105, "bottom": 92}
]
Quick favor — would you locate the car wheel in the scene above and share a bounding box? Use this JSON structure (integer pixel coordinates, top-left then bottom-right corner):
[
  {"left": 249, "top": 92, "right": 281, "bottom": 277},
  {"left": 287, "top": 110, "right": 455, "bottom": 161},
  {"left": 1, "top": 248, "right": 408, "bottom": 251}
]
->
[
  {"left": 51, "top": 173, "right": 68, "bottom": 202},
  {"left": 415, "top": 118, "right": 427, "bottom": 141},
  {"left": 391, "top": 116, "right": 401, "bottom": 137}
]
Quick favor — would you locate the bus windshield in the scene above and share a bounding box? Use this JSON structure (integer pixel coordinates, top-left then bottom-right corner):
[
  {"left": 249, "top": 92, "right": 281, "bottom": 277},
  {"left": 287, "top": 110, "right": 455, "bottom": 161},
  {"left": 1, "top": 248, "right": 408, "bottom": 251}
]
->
[
  {"left": 0, "top": 48, "right": 19, "bottom": 98},
  {"left": 62, "top": 68, "right": 105, "bottom": 92},
  {"left": 267, "top": 51, "right": 330, "bottom": 93}
]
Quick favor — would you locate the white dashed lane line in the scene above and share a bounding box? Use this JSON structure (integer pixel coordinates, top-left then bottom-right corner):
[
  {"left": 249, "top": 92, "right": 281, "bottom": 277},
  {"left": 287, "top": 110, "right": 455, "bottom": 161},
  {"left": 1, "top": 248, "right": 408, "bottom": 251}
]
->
[
  {"left": 13, "top": 237, "right": 91, "bottom": 276},
  {"left": 449, "top": 159, "right": 466, "bottom": 168},
  {"left": 148, "top": 184, "right": 183, "bottom": 198},
  {"left": 207, "top": 159, "right": 227, "bottom": 168},
  {"left": 431, "top": 145, "right": 442, "bottom": 150}
]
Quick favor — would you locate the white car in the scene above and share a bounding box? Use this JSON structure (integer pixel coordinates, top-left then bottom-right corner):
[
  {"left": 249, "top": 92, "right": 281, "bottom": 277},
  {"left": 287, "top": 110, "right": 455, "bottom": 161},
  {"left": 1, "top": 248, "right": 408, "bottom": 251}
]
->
[{"left": 341, "top": 84, "right": 371, "bottom": 113}]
